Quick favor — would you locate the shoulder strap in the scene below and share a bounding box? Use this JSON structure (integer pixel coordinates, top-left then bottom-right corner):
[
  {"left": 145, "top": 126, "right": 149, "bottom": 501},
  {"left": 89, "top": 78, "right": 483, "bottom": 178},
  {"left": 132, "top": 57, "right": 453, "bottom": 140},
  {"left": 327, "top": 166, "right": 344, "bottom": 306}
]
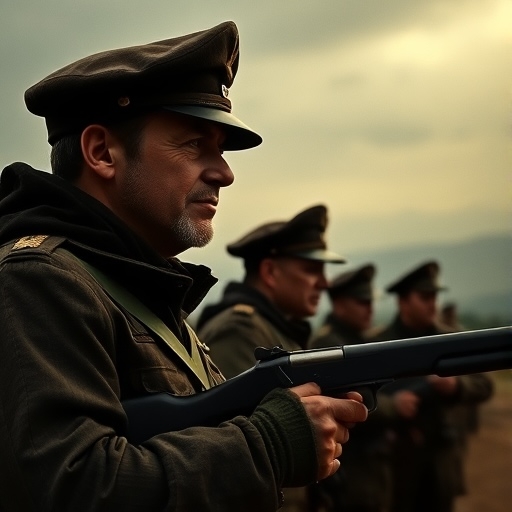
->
[{"left": 75, "top": 257, "right": 211, "bottom": 390}]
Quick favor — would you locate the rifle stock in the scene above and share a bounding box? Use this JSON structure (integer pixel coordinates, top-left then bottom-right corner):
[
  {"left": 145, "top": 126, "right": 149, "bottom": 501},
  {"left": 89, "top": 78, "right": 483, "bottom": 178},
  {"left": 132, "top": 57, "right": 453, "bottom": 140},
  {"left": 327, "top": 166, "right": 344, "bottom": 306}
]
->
[{"left": 122, "top": 326, "right": 512, "bottom": 444}]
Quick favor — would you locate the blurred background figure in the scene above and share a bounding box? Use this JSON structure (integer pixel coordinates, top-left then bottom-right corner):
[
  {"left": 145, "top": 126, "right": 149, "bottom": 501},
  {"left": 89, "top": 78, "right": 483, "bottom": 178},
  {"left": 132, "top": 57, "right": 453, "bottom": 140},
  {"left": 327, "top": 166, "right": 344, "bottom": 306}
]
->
[
  {"left": 309, "top": 263, "right": 396, "bottom": 512},
  {"left": 372, "top": 260, "right": 449, "bottom": 339},
  {"left": 310, "top": 263, "right": 376, "bottom": 348},
  {"left": 196, "top": 204, "right": 345, "bottom": 377},
  {"left": 196, "top": 204, "right": 345, "bottom": 512},
  {"left": 371, "top": 261, "right": 494, "bottom": 512},
  {"left": 440, "top": 300, "right": 482, "bottom": 458},
  {"left": 440, "top": 302, "right": 466, "bottom": 331}
]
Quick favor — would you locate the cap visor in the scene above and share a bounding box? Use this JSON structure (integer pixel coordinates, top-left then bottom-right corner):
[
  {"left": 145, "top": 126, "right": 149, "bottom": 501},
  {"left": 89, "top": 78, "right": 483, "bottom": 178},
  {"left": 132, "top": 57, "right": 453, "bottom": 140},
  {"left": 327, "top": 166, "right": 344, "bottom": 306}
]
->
[
  {"left": 292, "top": 249, "right": 346, "bottom": 264},
  {"left": 420, "top": 285, "right": 449, "bottom": 292},
  {"left": 163, "top": 105, "right": 262, "bottom": 151}
]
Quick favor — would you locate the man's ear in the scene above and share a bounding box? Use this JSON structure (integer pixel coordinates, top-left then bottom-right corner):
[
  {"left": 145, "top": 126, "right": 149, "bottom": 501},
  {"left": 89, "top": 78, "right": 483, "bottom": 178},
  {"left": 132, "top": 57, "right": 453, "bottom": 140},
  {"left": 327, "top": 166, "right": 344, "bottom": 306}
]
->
[
  {"left": 80, "top": 125, "right": 120, "bottom": 180},
  {"left": 259, "top": 258, "right": 278, "bottom": 289}
]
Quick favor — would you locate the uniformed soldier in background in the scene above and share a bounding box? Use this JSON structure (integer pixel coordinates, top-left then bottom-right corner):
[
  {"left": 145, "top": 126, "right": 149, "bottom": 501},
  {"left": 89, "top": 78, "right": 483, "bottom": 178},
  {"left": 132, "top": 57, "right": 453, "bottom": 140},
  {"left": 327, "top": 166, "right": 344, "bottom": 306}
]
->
[
  {"left": 197, "top": 204, "right": 345, "bottom": 376},
  {"left": 371, "top": 261, "right": 494, "bottom": 512},
  {"left": 439, "top": 302, "right": 482, "bottom": 475},
  {"left": 308, "top": 263, "right": 397, "bottom": 512},
  {"left": 196, "top": 204, "right": 345, "bottom": 512},
  {"left": 440, "top": 302, "right": 466, "bottom": 331},
  {"left": 310, "top": 263, "right": 376, "bottom": 348}
]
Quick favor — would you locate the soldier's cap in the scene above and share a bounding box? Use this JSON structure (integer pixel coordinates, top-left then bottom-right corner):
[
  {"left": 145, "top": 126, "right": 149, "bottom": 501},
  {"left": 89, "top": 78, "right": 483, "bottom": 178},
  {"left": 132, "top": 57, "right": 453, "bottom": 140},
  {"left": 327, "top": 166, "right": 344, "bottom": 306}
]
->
[
  {"left": 227, "top": 204, "right": 345, "bottom": 263},
  {"left": 328, "top": 263, "right": 376, "bottom": 301},
  {"left": 24, "top": 21, "right": 262, "bottom": 151},
  {"left": 386, "top": 260, "right": 448, "bottom": 295}
]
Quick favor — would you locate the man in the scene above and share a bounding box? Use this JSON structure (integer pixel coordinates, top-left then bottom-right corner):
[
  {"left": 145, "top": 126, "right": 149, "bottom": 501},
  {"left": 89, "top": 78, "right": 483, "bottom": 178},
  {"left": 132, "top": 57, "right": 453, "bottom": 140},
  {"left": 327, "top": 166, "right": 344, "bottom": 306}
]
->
[
  {"left": 197, "top": 204, "right": 345, "bottom": 379},
  {"left": 0, "top": 22, "right": 367, "bottom": 512},
  {"left": 440, "top": 302, "right": 466, "bottom": 331},
  {"left": 371, "top": 261, "right": 493, "bottom": 512},
  {"left": 372, "top": 260, "right": 452, "bottom": 340},
  {"left": 310, "top": 263, "right": 376, "bottom": 348},
  {"left": 308, "top": 264, "right": 397, "bottom": 512},
  {"left": 196, "top": 204, "right": 345, "bottom": 512}
]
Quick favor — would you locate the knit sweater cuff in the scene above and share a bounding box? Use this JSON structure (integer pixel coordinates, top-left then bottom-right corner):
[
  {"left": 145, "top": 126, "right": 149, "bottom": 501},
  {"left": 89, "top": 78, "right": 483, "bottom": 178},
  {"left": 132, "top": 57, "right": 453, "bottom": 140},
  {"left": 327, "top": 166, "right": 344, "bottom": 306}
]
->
[{"left": 249, "top": 388, "right": 317, "bottom": 487}]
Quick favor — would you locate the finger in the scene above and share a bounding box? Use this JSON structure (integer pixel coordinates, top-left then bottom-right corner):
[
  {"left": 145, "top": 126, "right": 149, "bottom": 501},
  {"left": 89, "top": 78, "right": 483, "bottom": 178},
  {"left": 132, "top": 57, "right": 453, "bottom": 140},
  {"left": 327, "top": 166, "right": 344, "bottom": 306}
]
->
[
  {"left": 318, "top": 452, "right": 342, "bottom": 480},
  {"left": 334, "top": 442, "right": 343, "bottom": 459},
  {"left": 331, "top": 397, "right": 368, "bottom": 424},
  {"left": 329, "top": 458, "right": 341, "bottom": 476},
  {"left": 331, "top": 391, "right": 362, "bottom": 401},
  {"left": 337, "top": 391, "right": 364, "bottom": 403},
  {"left": 289, "top": 382, "right": 322, "bottom": 398}
]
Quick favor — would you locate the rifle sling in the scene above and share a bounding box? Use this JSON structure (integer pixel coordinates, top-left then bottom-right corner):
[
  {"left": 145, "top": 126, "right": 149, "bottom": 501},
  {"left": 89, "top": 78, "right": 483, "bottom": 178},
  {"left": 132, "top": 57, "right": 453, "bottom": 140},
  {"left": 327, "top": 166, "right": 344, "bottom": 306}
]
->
[{"left": 75, "top": 256, "right": 211, "bottom": 390}]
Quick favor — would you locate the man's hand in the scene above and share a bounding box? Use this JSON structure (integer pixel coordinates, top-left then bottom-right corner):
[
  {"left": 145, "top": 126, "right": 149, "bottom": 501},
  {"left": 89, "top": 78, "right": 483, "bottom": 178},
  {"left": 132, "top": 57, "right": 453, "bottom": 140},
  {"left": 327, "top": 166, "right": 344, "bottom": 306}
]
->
[
  {"left": 427, "top": 375, "right": 459, "bottom": 395},
  {"left": 290, "top": 382, "right": 368, "bottom": 481},
  {"left": 393, "top": 390, "right": 421, "bottom": 419}
]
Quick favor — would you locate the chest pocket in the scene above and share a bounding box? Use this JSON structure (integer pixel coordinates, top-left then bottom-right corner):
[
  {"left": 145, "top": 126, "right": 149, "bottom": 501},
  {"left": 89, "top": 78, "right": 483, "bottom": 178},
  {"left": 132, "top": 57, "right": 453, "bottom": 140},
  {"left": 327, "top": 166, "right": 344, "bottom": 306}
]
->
[
  {"left": 74, "top": 256, "right": 221, "bottom": 392},
  {"left": 119, "top": 312, "right": 197, "bottom": 396}
]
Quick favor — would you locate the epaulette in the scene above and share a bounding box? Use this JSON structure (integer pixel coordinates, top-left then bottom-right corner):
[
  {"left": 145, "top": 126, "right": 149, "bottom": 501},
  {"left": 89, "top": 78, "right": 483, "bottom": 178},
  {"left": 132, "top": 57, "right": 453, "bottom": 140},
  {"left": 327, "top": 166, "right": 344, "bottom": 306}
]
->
[
  {"left": 6, "top": 235, "right": 66, "bottom": 257},
  {"left": 11, "top": 235, "right": 50, "bottom": 250},
  {"left": 232, "top": 303, "right": 255, "bottom": 316}
]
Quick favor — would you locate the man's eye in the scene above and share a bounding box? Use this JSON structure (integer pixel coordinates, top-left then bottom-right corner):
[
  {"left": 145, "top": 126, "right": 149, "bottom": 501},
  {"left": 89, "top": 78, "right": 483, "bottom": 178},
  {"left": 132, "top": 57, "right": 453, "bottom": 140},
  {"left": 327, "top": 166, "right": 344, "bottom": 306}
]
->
[{"left": 188, "top": 139, "right": 201, "bottom": 148}]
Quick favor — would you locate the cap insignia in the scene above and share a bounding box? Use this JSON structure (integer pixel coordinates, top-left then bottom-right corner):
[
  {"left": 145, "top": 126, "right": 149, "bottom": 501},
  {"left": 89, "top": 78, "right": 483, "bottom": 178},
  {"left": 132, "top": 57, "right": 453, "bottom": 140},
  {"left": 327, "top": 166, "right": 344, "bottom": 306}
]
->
[{"left": 117, "top": 96, "right": 130, "bottom": 107}]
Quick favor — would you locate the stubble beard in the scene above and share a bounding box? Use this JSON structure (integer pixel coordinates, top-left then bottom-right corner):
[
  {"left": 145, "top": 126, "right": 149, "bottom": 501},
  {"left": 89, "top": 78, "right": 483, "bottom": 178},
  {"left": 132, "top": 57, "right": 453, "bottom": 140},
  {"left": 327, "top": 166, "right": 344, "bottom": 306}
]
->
[
  {"left": 171, "top": 211, "right": 214, "bottom": 249},
  {"left": 122, "top": 158, "right": 215, "bottom": 253}
]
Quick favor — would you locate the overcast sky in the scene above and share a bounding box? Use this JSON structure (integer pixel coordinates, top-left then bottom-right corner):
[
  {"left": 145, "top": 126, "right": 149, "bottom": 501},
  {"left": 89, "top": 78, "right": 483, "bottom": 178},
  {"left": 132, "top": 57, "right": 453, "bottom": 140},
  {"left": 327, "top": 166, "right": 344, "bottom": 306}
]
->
[{"left": 1, "top": 0, "right": 510, "bottom": 280}]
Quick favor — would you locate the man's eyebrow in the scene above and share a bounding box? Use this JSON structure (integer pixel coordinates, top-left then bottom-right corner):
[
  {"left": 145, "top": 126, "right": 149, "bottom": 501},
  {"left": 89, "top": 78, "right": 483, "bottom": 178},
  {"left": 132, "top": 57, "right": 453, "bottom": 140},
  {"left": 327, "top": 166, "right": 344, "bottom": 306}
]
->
[{"left": 194, "top": 120, "right": 228, "bottom": 145}]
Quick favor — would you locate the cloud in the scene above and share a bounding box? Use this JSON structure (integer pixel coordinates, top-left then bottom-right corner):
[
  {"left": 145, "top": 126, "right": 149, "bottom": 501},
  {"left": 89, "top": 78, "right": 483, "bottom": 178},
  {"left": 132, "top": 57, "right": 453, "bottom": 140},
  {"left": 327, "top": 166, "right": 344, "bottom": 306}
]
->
[{"left": 0, "top": 0, "right": 509, "bottom": 264}]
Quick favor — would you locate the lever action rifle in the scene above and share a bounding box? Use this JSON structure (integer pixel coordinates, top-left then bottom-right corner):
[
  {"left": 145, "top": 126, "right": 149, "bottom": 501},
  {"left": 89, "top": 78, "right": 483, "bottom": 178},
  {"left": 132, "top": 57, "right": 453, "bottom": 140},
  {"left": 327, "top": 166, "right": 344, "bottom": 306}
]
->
[{"left": 122, "top": 326, "right": 512, "bottom": 444}]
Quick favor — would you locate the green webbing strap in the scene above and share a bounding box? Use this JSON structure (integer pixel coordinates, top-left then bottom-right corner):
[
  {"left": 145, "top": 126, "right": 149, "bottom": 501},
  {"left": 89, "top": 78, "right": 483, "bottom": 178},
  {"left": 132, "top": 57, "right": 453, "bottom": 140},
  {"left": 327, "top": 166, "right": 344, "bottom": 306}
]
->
[{"left": 76, "top": 257, "right": 211, "bottom": 390}]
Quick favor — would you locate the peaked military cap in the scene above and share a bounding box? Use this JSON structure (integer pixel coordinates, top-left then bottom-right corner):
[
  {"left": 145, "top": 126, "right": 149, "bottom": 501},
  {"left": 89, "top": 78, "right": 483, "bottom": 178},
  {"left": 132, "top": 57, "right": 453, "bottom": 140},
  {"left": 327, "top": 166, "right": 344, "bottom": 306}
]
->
[
  {"left": 328, "top": 263, "right": 376, "bottom": 301},
  {"left": 227, "top": 204, "right": 345, "bottom": 263},
  {"left": 24, "top": 21, "right": 262, "bottom": 150},
  {"left": 386, "top": 260, "right": 447, "bottom": 295}
]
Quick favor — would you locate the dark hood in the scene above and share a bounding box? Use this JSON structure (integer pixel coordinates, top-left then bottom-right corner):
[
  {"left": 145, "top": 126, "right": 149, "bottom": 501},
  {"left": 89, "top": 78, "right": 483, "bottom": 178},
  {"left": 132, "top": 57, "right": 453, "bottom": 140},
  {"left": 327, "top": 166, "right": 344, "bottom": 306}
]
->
[
  {"left": 0, "top": 162, "right": 217, "bottom": 315},
  {"left": 197, "top": 281, "right": 311, "bottom": 348}
]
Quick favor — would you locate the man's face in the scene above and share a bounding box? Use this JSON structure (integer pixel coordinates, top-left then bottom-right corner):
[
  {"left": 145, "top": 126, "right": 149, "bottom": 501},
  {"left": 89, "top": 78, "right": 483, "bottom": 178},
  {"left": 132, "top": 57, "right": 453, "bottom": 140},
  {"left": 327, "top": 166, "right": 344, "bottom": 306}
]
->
[
  {"left": 332, "top": 295, "right": 373, "bottom": 332},
  {"left": 111, "top": 111, "right": 234, "bottom": 257},
  {"left": 269, "top": 257, "right": 328, "bottom": 319},
  {"left": 399, "top": 290, "right": 438, "bottom": 330}
]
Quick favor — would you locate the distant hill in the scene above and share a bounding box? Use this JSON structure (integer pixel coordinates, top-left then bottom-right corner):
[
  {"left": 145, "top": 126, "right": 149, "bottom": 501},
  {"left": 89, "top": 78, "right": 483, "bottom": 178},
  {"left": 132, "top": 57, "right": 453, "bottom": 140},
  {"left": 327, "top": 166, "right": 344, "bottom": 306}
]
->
[
  {"left": 188, "top": 232, "right": 511, "bottom": 328},
  {"left": 339, "top": 233, "right": 511, "bottom": 327}
]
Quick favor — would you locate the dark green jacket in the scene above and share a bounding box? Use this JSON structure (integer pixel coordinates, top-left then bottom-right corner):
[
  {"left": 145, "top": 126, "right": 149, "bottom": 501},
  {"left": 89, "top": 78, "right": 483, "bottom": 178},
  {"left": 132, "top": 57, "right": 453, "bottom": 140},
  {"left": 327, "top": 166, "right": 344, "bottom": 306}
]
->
[
  {"left": 309, "top": 313, "right": 367, "bottom": 348},
  {"left": 197, "top": 281, "right": 314, "bottom": 512},
  {"left": 0, "top": 163, "right": 317, "bottom": 512},
  {"left": 308, "top": 314, "right": 395, "bottom": 512},
  {"left": 197, "top": 281, "right": 311, "bottom": 379},
  {"left": 371, "top": 316, "right": 494, "bottom": 511}
]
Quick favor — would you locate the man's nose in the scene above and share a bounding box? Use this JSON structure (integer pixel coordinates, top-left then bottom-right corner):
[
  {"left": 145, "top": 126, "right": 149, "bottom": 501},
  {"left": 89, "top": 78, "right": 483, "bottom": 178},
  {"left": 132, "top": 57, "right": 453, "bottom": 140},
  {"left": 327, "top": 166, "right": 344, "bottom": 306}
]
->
[{"left": 203, "top": 157, "right": 234, "bottom": 187}]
